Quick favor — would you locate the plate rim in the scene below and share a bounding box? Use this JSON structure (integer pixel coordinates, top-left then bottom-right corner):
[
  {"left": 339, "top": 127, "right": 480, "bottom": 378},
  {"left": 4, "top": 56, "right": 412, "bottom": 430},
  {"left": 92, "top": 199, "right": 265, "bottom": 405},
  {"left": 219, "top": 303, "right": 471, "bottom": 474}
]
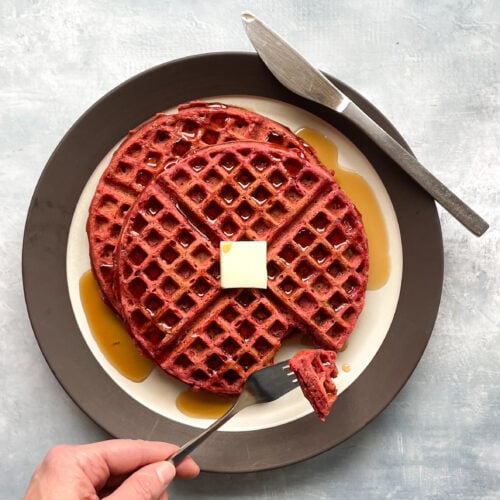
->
[{"left": 22, "top": 51, "right": 443, "bottom": 472}]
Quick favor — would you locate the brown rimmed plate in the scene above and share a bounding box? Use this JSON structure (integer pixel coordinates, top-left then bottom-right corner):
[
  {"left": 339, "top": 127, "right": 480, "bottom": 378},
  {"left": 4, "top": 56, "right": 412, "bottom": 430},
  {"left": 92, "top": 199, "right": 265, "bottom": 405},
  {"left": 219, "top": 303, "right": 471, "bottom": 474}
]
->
[{"left": 22, "top": 52, "right": 443, "bottom": 472}]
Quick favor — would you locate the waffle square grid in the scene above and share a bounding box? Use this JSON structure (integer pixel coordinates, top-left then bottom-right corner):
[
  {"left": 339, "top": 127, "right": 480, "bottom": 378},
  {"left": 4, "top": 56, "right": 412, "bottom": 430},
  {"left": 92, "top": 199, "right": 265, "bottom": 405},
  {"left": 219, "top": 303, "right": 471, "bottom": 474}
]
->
[{"left": 116, "top": 140, "right": 368, "bottom": 394}]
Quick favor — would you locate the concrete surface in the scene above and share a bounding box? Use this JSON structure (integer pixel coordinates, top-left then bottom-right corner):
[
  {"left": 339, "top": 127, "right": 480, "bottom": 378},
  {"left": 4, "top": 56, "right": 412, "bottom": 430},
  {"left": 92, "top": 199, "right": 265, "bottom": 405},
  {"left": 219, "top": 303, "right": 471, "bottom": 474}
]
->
[{"left": 1, "top": 0, "right": 499, "bottom": 498}]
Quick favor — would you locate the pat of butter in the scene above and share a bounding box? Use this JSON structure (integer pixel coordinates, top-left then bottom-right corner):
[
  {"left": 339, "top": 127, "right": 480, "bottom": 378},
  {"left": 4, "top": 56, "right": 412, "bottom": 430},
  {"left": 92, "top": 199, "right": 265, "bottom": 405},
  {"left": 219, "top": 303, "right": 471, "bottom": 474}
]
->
[{"left": 220, "top": 241, "right": 267, "bottom": 289}]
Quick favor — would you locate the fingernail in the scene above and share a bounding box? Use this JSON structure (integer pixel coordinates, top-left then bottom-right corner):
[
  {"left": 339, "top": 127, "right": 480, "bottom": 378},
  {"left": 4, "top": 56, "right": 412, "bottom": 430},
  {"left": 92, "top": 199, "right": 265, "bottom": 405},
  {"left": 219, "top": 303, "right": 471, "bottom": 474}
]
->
[{"left": 156, "top": 461, "right": 176, "bottom": 484}]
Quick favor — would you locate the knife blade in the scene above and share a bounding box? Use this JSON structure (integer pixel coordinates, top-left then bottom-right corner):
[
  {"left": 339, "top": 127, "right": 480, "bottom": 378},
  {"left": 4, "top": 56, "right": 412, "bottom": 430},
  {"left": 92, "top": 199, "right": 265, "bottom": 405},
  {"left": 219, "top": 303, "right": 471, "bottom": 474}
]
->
[{"left": 242, "top": 12, "right": 489, "bottom": 237}]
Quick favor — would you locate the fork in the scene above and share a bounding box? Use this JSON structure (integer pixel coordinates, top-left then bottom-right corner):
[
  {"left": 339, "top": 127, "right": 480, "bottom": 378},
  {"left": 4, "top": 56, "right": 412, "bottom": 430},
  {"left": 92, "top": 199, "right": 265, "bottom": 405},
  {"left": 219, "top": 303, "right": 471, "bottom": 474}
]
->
[{"left": 168, "top": 359, "right": 297, "bottom": 465}]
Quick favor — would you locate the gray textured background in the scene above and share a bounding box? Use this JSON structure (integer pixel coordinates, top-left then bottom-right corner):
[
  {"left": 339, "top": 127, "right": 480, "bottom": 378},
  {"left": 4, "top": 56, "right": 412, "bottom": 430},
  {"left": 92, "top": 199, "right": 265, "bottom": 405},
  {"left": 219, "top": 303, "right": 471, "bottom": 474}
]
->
[{"left": 1, "top": 1, "right": 499, "bottom": 498}]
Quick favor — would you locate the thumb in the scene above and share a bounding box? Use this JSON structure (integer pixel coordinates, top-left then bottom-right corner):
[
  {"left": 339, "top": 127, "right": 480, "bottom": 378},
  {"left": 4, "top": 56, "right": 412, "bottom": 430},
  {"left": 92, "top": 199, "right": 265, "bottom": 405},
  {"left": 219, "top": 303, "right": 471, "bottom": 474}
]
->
[{"left": 105, "top": 460, "right": 176, "bottom": 500}]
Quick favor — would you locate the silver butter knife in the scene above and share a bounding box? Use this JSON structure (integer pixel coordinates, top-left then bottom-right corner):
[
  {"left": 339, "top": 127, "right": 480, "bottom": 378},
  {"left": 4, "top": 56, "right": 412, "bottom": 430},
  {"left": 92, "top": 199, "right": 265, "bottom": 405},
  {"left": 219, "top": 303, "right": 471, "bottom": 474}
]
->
[{"left": 242, "top": 12, "right": 489, "bottom": 237}]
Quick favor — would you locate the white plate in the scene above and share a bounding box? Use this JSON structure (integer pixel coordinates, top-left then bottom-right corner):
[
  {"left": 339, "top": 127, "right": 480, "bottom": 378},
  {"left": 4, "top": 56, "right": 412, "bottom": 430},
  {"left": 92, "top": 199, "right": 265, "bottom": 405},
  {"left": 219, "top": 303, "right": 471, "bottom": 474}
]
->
[{"left": 66, "top": 95, "right": 403, "bottom": 431}]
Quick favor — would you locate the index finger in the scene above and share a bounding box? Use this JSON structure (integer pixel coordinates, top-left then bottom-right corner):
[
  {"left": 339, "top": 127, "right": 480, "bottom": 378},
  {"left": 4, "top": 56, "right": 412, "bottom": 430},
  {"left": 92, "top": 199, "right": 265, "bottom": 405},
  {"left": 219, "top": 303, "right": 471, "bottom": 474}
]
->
[{"left": 79, "top": 439, "right": 199, "bottom": 484}]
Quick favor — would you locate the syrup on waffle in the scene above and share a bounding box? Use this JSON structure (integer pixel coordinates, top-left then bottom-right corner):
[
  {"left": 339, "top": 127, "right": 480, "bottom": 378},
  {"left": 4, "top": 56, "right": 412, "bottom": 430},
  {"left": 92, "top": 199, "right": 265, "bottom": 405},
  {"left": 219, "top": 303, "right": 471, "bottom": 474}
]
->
[
  {"left": 289, "top": 349, "right": 338, "bottom": 421},
  {"left": 116, "top": 140, "right": 368, "bottom": 394},
  {"left": 87, "top": 102, "right": 317, "bottom": 312}
]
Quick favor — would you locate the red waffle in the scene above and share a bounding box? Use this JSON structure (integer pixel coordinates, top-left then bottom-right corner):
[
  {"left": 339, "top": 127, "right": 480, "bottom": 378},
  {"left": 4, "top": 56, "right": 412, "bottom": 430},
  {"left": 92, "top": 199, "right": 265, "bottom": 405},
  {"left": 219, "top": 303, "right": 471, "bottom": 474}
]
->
[
  {"left": 116, "top": 141, "right": 368, "bottom": 394},
  {"left": 87, "top": 102, "right": 317, "bottom": 312},
  {"left": 289, "top": 349, "right": 338, "bottom": 421}
]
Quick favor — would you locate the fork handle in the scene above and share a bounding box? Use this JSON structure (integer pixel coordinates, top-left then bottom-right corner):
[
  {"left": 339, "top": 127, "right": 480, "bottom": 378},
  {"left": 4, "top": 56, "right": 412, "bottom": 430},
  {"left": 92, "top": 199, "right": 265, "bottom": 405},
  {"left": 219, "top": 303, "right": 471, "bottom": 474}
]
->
[{"left": 168, "top": 391, "right": 257, "bottom": 466}]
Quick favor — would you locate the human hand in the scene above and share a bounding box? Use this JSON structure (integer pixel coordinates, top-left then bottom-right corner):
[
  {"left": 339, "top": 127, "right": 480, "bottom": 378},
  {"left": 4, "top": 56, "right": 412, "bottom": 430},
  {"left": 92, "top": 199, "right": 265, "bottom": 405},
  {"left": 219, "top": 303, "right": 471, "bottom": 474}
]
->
[{"left": 24, "top": 439, "right": 200, "bottom": 499}]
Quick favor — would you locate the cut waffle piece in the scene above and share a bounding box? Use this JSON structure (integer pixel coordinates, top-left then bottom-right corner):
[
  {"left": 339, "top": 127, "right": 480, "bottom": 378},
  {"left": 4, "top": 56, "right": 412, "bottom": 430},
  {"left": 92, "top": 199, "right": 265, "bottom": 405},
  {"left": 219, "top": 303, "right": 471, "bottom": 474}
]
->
[
  {"left": 289, "top": 349, "right": 338, "bottom": 421},
  {"left": 87, "top": 101, "right": 317, "bottom": 312},
  {"left": 116, "top": 141, "right": 368, "bottom": 394}
]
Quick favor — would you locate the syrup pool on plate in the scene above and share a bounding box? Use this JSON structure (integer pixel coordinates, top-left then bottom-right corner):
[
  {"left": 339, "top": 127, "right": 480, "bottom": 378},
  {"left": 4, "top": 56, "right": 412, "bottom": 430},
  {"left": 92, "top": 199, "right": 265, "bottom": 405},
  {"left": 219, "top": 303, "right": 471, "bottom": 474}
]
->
[
  {"left": 176, "top": 390, "right": 235, "bottom": 419},
  {"left": 79, "top": 270, "right": 154, "bottom": 382}
]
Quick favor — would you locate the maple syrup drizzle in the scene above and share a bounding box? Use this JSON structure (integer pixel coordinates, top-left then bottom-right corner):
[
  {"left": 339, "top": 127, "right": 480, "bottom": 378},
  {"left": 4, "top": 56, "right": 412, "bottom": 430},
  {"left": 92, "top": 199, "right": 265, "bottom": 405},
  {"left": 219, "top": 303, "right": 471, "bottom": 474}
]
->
[
  {"left": 296, "top": 128, "right": 390, "bottom": 290},
  {"left": 79, "top": 270, "right": 154, "bottom": 382}
]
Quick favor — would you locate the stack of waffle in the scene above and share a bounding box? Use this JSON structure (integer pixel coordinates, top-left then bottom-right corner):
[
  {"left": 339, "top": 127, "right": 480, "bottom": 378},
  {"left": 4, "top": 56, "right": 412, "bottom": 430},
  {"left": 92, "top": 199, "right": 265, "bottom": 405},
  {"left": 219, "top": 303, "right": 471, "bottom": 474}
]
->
[{"left": 86, "top": 101, "right": 369, "bottom": 418}]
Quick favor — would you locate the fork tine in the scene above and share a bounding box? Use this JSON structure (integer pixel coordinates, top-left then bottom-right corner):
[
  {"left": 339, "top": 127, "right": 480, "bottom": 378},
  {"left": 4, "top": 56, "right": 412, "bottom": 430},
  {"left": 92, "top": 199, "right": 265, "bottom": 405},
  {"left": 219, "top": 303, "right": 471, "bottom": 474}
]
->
[{"left": 244, "top": 359, "right": 298, "bottom": 403}]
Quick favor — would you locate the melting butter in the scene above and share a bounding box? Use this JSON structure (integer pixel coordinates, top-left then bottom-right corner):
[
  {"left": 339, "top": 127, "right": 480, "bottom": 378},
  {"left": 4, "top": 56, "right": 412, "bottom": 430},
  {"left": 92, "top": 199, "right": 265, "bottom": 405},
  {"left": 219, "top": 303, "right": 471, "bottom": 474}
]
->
[
  {"left": 221, "top": 241, "right": 232, "bottom": 253},
  {"left": 220, "top": 240, "right": 267, "bottom": 289}
]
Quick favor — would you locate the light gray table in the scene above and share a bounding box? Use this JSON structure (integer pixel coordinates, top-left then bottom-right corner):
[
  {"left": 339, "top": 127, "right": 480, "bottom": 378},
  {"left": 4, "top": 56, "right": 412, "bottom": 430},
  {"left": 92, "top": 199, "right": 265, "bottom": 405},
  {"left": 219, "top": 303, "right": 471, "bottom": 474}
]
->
[{"left": 1, "top": 1, "right": 498, "bottom": 498}]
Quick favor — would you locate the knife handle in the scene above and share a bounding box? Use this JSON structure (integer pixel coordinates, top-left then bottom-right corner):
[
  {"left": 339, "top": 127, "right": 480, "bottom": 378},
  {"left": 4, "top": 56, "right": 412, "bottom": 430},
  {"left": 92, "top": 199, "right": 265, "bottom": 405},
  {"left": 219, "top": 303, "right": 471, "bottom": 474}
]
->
[{"left": 343, "top": 101, "right": 489, "bottom": 236}]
